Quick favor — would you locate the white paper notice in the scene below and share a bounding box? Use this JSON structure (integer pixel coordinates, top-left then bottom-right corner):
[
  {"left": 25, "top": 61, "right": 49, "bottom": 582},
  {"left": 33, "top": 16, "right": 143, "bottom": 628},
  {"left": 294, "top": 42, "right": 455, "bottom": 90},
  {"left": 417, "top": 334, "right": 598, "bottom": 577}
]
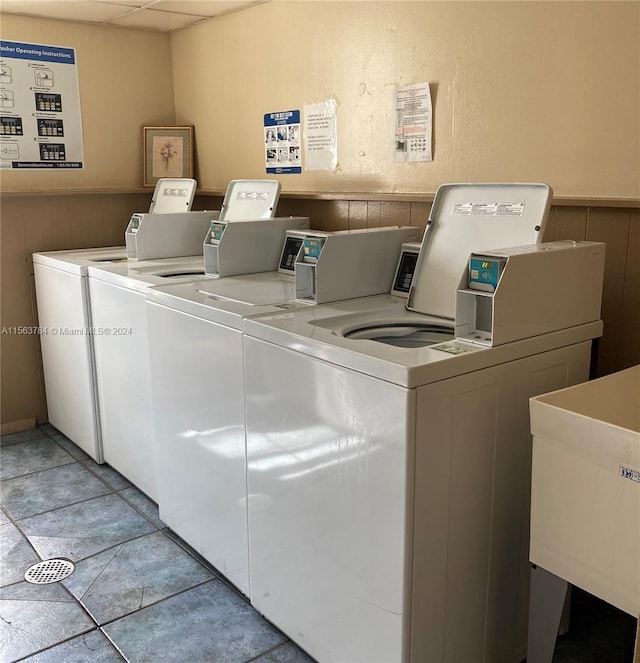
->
[
  {"left": 393, "top": 82, "right": 432, "bottom": 163},
  {"left": 304, "top": 99, "right": 337, "bottom": 171}
]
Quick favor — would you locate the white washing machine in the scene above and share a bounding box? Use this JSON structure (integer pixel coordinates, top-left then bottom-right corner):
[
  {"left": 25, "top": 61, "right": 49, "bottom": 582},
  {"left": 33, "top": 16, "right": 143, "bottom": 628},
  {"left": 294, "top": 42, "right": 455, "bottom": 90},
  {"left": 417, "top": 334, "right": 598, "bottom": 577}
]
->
[
  {"left": 88, "top": 257, "right": 209, "bottom": 500},
  {"left": 32, "top": 178, "right": 199, "bottom": 460},
  {"left": 242, "top": 184, "right": 606, "bottom": 663},
  {"left": 33, "top": 247, "right": 128, "bottom": 460},
  {"left": 144, "top": 228, "right": 420, "bottom": 595}
]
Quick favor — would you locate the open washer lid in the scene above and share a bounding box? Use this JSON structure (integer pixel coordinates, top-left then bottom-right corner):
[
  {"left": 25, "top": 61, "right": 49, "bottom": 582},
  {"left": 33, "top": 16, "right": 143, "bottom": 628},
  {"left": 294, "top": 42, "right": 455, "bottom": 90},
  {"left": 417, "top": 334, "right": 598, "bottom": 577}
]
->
[
  {"left": 149, "top": 178, "right": 197, "bottom": 213},
  {"left": 218, "top": 179, "right": 281, "bottom": 221},
  {"left": 407, "top": 182, "right": 552, "bottom": 319}
]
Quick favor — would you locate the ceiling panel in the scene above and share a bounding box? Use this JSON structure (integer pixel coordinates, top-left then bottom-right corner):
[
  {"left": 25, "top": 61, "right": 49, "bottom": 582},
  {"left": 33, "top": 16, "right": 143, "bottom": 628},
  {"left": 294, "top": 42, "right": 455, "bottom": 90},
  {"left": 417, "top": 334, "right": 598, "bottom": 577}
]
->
[
  {"left": 0, "top": 0, "right": 268, "bottom": 32},
  {"left": 150, "top": 1, "right": 262, "bottom": 18},
  {"left": 0, "top": 0, "right": 135, "bottom": 22},
  {"left": 111, "top": 8, "right": 206, "bottom": 31}
]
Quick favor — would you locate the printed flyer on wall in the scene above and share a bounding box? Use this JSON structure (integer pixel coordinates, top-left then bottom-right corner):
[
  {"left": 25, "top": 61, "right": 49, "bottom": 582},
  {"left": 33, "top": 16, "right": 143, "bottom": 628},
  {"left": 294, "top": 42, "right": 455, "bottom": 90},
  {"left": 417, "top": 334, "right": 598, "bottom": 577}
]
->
[
  {"left": 304, "top": 99, "right": 337, "bottom": 171},
  {"left": 0, "top": 40, "right": 84, "bottom": 169},
  {"left": 392, "top": 81, "right": 432, "bottom": 163},
  {"left": 264, "top": 110, "right": 301, "bottom": 174}
]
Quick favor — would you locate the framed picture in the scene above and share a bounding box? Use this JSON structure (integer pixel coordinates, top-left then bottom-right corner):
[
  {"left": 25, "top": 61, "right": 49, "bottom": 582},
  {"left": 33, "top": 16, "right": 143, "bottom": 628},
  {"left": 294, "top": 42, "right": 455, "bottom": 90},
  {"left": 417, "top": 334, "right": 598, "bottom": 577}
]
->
[{"left": 143, "top": 125, "right": 193, "bottom": 187}]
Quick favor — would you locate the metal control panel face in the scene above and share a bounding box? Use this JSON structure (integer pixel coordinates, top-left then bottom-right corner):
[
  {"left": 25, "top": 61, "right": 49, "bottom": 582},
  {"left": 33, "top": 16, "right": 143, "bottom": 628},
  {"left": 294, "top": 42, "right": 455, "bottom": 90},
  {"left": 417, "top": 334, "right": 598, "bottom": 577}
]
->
[
  {"left": 279, "top": 236, "right": 304, "bottom": 273},
  {"left": 392, "top": 250, "right": 419, "bottom": 294},
  {"left": 468, "top": 256, "right": 506, "bottom": 292},
  {"left": 302, "top": 237, "right": 325, "bottom": 262},
  {"left": 129, "top": 214, "right": 142, "bottom": 234},
  {"left": 209, "top": 222, "right": 226, "bottom": 244}
]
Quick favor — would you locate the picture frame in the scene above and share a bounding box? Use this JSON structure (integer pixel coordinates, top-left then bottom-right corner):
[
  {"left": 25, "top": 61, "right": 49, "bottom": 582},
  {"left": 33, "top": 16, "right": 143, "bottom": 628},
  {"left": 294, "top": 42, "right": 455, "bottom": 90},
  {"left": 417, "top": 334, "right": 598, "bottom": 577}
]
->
[{"left": 143, "top": 125, "right": 193, "bottom": 187}]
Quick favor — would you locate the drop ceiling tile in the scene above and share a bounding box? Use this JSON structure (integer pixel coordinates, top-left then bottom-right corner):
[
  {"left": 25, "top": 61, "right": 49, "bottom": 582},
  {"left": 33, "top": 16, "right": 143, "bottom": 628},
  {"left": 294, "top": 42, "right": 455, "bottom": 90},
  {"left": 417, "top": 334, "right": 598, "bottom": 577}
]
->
[
  {"left": 149, "top": 0, "right": 262, "bottom": 18},
  {"left": 0, "top": 0, "right": 269, "bottom": 31},
  {"left": 111, "top": 8, "right": 206, "bottom": 31},
  {"left": 0, "top": 0, "right": 132, "bottom": 22}
]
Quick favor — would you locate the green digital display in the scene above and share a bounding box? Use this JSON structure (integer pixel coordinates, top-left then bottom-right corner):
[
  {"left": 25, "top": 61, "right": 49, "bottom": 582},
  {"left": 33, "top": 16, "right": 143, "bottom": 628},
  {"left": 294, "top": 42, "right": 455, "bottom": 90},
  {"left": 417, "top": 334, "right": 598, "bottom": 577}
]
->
[{"left": 469, "top": 256, "right": 503, "bottom": 291}]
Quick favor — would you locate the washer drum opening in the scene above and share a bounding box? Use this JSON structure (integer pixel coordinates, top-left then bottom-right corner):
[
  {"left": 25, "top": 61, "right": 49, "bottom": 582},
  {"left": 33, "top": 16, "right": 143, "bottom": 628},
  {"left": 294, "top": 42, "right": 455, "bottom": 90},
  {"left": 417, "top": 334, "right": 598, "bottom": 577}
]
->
[{"left": 343, "top": 323, "right": 454, "bottom": 348}]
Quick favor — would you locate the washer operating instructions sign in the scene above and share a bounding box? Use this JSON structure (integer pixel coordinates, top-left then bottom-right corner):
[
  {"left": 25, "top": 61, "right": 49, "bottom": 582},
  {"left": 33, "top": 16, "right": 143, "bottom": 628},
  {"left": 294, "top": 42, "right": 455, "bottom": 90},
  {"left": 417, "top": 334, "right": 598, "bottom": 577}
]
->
[{"left": 0, "top": 40, "right": 84, "bottom": 169}]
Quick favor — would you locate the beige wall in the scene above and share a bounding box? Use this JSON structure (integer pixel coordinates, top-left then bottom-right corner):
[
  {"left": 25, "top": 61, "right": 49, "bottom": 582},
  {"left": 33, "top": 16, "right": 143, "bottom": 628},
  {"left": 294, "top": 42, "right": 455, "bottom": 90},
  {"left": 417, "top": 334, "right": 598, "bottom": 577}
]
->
[
  {"left": 0, "top": 14, "right": 175, "bottom": 190},
  {"left": 171, "top": 0, "right": 640, "bottom": 198},
  {"left": 2, "top": 3, "right": 638, "bottom": 197}
]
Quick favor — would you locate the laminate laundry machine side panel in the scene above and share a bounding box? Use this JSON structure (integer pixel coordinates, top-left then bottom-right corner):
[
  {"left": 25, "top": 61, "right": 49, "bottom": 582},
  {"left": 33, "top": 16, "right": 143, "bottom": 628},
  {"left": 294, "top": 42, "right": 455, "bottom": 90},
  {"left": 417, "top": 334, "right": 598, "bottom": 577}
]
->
[
  {"left": 245, "top": 335, "right": 416, "bottom": 663},
  {"left": 146, "top": 300, "right": 248, "bottom": 595},
  {"left": 89, "top": 278, "right": 158, "bottom": 500},
  {"left": 34, "top": 262, "right": 101, "bottom": 458},
  {"left": 409, "top": 341, "right": 592, "bottom": 663}
]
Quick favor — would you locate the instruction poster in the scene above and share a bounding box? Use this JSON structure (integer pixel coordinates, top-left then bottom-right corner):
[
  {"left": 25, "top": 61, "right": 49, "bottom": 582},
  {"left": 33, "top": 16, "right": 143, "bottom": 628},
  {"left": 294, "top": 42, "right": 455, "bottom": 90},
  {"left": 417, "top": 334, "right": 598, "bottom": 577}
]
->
[
  {"left": 392, "top": 82, "right": 432, "bottom": 163},
  {"left": 304, "top": 99, "right": 337, "bottom": 171},
  {"left": 0, "top": 39, "right": 84, "bottom": 169},
  {"left": 264, "top": 109, "right": 301, "bottom": 174}
]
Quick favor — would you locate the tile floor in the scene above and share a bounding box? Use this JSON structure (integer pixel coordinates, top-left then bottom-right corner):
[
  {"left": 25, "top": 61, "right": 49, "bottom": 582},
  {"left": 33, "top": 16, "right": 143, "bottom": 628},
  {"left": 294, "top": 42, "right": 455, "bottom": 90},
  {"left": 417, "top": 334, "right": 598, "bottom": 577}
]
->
[
  {"left": 0, "top": 425, "right": 314, "bottom": 663},
  {"left": 0, "top": 425, "right": 636, "bottom": 663}
]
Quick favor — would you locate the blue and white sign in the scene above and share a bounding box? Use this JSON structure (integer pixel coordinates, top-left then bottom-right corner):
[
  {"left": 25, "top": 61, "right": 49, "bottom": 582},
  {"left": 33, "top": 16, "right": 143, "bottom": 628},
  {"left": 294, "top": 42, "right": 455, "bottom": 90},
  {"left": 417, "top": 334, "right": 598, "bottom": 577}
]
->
[
  {"left": 264, "top": 109, "right": 301, "bottom": 175},
  {"left": 0, "top": 40, "right": 84, "bottom": 169}
]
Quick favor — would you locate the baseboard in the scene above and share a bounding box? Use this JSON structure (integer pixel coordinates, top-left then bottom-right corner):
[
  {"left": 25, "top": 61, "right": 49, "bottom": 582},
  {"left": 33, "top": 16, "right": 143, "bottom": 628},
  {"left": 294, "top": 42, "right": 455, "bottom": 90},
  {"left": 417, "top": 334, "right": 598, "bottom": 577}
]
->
[{"left": 1, "top": 417, "right": 36, "bottom": 435}]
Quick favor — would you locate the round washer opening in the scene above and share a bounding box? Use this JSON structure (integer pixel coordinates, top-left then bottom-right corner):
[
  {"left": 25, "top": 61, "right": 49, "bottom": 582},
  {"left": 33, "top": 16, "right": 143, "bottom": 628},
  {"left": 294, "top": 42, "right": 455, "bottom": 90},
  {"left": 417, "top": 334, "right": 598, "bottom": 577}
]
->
[{"left": 343, "top": 323, "right": 453, "bottom": 348}]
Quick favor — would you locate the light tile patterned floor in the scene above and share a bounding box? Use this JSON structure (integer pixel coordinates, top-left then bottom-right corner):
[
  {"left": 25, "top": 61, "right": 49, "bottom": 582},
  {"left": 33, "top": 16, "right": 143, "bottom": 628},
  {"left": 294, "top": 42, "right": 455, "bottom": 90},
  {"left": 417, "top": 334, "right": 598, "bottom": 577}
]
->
[{"left": 0, "top": 426, "right": 636, "bottom": 662}]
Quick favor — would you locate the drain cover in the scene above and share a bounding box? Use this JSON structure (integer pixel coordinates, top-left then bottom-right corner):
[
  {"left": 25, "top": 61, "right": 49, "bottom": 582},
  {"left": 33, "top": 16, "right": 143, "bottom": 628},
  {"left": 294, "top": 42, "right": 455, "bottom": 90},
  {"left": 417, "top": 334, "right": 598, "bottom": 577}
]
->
[{"left": 24, "top": 559, "right": 75, "bottom": 584}]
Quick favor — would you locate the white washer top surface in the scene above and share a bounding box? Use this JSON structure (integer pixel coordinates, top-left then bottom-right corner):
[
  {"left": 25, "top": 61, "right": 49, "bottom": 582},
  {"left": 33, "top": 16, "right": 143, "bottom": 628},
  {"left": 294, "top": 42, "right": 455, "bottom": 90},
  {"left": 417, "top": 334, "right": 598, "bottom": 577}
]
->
[
  {"left": 33, "top": 246, "right": 127, "bottom": 275},
  {"left": 146, "top": 272, "right": 301, "bottom": 330},
  {"left": 243, "top": 296, "right": 602, "bottom": 388},
  {"left": 87, "top": 256, "right": 207, "bottom": 294}
]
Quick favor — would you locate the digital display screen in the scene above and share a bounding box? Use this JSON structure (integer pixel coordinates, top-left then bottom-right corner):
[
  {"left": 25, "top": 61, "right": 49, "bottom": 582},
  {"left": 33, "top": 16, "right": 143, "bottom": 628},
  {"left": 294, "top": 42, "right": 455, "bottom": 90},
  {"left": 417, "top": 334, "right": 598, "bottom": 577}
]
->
[
  {"left": 279, "top": 236, "right": 303, "bottom": 272},
  {"left": 302, "top": 237, "right": 324, "bottom": 262},
  {"left": 129, "top": 215, "right": 141, "bottom": 233},
  {"left": 210, "top": 223, "right": 225, "bottom": 242},
  {"left": 393, "top": 251, "right": 418, "bottom": 293},
  {"left": 468, "top": 256, "right": 504, "bottom": 292}
]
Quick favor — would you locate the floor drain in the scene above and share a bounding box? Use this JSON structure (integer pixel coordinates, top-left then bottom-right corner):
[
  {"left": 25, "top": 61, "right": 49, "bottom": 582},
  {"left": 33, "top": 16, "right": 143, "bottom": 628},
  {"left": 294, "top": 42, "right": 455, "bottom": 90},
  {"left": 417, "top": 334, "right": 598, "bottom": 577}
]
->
[{"left": 24, "top": 558, "right": 75, "bottom": 584}]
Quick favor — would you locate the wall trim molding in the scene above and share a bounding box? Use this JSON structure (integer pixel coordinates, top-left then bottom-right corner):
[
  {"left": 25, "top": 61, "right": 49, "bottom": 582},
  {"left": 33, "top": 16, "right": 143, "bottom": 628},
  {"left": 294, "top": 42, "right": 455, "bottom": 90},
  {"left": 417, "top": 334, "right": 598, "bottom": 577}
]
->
[{"left": 1, "top": 188, "right": 639, "bottom": 208}]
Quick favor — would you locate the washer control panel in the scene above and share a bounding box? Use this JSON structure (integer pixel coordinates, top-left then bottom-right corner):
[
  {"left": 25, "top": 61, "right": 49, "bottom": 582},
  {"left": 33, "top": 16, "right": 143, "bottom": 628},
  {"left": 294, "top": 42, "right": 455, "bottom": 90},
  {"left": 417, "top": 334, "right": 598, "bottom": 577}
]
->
[{"left": 391, "top": 243, "right": 421, "bottom": 297}]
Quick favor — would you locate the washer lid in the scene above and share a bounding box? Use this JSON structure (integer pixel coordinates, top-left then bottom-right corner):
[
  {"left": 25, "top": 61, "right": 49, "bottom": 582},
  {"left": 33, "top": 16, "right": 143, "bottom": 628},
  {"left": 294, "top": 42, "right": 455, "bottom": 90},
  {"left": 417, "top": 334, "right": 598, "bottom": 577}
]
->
[
  {"left": 218, "top": 179, "right": 281, "bottom": 221},
  {"left": 149, "top": 178, "right": 197, "bottom": 213},
  {"left": 33, "top": 247, "right": 126, "bottom": 274},
  {"left": 408, "top": 182, "right": 552, "bottom": 319},
  {"left": 146, "top": 272, "right": 296, "bottom": 329}
]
